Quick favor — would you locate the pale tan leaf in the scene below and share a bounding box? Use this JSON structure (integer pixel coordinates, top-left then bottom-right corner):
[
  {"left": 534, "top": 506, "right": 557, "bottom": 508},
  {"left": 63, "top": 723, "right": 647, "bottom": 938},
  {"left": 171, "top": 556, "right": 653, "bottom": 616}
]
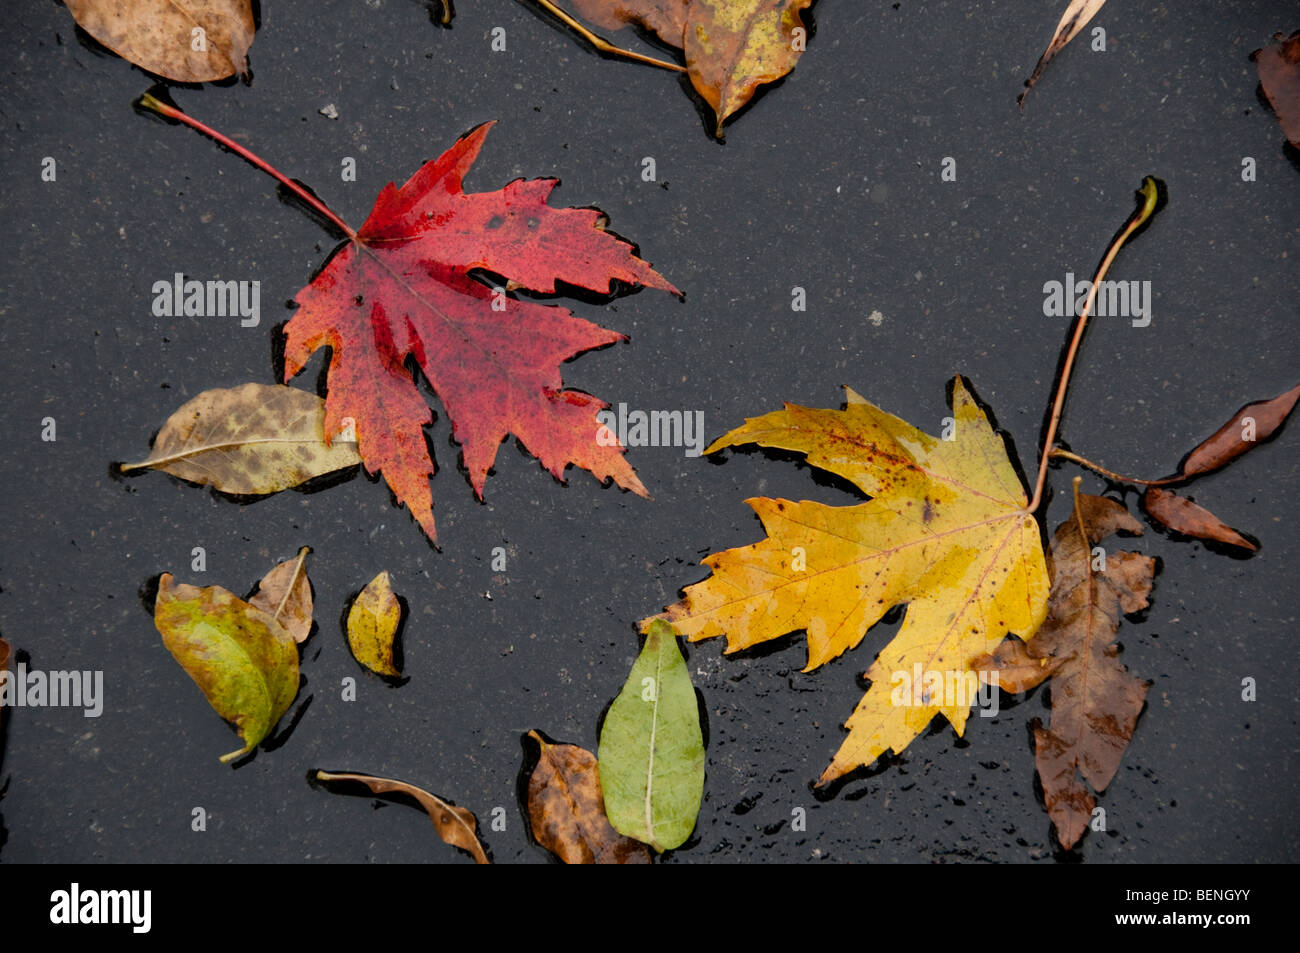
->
[
  {"left": 121, "top": 383, "right": 361, "bottom": 495},
  {"left": 65, "top": 0, "right": 256, "bottom": 83}
]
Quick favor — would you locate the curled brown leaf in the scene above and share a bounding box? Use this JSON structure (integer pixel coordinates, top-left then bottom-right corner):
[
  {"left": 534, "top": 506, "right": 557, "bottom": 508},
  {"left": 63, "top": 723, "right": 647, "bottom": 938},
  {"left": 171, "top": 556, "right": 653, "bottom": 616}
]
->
[
  {"left": 314, "top": 770, "right": 489, "bottom": 864},
  {"left": 987, "top": 489, "right": 1155, "bottom": 849}
]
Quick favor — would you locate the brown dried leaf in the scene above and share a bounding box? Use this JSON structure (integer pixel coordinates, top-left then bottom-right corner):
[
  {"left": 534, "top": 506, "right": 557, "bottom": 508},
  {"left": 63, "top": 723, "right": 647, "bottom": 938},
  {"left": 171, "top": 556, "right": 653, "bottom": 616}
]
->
[
  {"left": 1013, "top": 492, "right": 1155, "bottom": 849},
  {"left": 1253, "top": 30, "right": 1300, "bottom": 148},
  {"left": 248, "top": 547, "right": 314, "bottom": 644},
  {"left": 525, "top": 731, "right": 653, "bottom": 864},
  {"left": 1019, "top": 0, "right": 1108, "bottom": 107},
  {"left": 971, "top": 635, "right": 1061, "bottom": 694},
  {"left": 1180, "top": 383, "right": 1300, "bottom": 477},
  {"left": 65, "top": 0, "right": 256, "bottom": 83},
  {"left": 314, "top": 770, "right": 489, "bottom": 864},
  {"left": 1142, "top": 488, "right": 1257, "bottom": 552},
  {"left": 570, "top": 0, "right": 688, "bottom": 45}
]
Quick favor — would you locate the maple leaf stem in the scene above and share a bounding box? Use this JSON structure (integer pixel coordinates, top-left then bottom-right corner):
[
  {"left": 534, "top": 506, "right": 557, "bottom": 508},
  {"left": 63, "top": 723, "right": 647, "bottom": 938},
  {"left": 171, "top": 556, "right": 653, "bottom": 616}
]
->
[
  {"left": 1027, "top": 176, "right": 1162, "bottom": 514},
  {"left": 529, "top": 0, "right": 688, "bottom": 73},
  {"left": 1050, "top": 448, "right": 1182, "bottom": 488},
  {"left": 137, "top": 93, "right": 358, "bottom": 241},
  {"left": 1069, "top": 475, "right": 1088, "bottom": 543}
]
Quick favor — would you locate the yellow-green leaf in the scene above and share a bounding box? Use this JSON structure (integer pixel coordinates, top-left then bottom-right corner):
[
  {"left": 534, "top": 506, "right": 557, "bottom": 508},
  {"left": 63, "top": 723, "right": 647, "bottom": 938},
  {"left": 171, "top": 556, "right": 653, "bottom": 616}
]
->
[
  {"left": 598, "top": 620, "right": 705, "bottom": 852},
  {"left": 684, "top": 0, "right": 813, "bottom": 137},
  {"left": 346, "top": 572, "right": 403, "bottom": 677},
  {"left": 154, "top": 572, "right": 300, "bottom": 763},
  {"left": 650, "top": 377, "right": 1049, "bottom": 785},
  {"left": 121, "top": 383, "right": 361, "bottom": 495}
]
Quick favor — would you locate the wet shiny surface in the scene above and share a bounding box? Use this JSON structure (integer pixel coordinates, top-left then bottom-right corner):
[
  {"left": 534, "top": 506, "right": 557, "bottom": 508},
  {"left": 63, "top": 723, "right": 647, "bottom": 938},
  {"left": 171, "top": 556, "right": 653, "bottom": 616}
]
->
[{"left": 0, "top": 0, "right": 1296, "bottom": 862}]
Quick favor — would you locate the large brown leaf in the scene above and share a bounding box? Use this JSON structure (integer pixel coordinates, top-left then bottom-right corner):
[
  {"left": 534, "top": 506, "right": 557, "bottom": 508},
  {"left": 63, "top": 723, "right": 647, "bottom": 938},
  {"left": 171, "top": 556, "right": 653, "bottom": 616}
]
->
[{"left": 978, "top": 489, "right": 1154, "bottom": 849}]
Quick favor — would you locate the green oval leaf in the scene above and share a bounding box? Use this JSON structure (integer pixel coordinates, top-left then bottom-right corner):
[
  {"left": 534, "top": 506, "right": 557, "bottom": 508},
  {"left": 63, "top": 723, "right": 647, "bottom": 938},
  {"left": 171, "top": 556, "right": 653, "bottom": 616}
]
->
[
  {"left": 121, "top": 383, "right": 361, "bottom": 494},
  {"left": 598, "top": 619, "right": 705, "bottom": 852},
  {"left": 154, "top": 573, "right": 300, "bottom": 763}
]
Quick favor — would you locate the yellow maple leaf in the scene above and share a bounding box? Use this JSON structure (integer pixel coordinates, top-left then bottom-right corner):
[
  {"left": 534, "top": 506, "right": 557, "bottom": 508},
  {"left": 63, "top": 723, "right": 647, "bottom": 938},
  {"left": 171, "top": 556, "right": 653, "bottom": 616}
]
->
[{"left": 648, "top": 377, "right": 1050, "bottom": 785}]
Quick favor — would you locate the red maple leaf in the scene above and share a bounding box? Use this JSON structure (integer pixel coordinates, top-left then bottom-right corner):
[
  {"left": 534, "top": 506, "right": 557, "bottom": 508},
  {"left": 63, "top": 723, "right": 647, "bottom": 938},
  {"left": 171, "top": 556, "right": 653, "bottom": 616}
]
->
[{"left": 276, "top": 122, "right": 678, "bottom": 541}]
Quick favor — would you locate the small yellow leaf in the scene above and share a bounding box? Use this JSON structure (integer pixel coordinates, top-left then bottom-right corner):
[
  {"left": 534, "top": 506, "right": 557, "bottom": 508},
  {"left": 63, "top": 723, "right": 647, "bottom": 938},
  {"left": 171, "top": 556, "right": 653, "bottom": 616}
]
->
[{"left": 346, "top": 572, "right": 403, "bottom": 677}]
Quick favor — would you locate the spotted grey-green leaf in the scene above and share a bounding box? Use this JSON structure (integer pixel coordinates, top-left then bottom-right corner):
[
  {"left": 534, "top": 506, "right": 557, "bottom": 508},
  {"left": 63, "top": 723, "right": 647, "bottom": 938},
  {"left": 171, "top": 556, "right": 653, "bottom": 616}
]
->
[
  {"left": 598, "top": 619, "right": 704, "bottom": 852},
  {"left": 121, "top": 383, "right": 361, "bottom": 494},
  {"left": 154, "top": 572, "right": 300, "bottom": 763}
]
